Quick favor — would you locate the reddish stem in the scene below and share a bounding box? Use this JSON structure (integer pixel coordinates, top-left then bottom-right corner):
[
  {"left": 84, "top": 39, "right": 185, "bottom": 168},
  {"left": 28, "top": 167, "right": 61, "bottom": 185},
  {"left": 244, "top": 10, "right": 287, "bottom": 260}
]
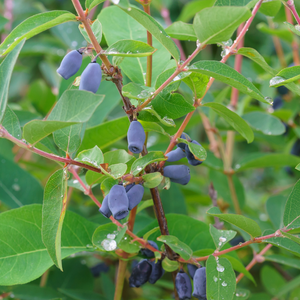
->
[{"left": 287, "top": 0, "right": 300, "bottom": 25}]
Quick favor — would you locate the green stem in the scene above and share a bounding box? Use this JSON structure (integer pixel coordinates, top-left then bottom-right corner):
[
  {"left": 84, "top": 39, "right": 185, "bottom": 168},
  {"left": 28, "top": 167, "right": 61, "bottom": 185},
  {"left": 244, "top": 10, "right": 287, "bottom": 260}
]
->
[{"left": 114, "top": 260, "right": 128, "bottom": 300}]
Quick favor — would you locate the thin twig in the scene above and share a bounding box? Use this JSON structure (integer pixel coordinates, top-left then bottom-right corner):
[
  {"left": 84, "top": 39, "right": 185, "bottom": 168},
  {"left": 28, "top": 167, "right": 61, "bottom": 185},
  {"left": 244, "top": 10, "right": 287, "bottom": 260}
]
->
[
  {"left": 209, "top": 183, "right": 224, "bottom": 230},
  {"left": 286, "top": 0, "right": 300, "bottom": 26}
]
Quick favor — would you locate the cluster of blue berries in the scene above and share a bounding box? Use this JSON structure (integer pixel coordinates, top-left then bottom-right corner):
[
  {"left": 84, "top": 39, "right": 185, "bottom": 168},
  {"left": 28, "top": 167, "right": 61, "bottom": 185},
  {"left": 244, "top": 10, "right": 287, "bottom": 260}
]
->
[
  {"left": 57, "top": 49, "right": 102, "bottom": 93},
  {"left": 165, "top": 132, "right": 202, "bottom": 185},
  {"left": 176, "top": 266, "right": 207, "bottom": 300},
  {"left": 129, "top": 240, "right": 164, "bottom": 287},
  {"left": 99, "top": 183, "right": 144, "bottom": 220}
]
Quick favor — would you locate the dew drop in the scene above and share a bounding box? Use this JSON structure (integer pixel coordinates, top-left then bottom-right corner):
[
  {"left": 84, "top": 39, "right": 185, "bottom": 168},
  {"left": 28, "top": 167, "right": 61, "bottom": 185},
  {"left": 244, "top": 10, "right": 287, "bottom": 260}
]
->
[
  {"left": 221, "top": 48, "right": 230, "bottom": 58},
  {"left": 196, "top": 40, "right": 201, "bottom": 48},
  {"left": 101, "top": 239, "right": 117, "bottom": 251},
  {"left": 222, "top": 39, "right": 233, "bottom": 47},
  {"left": 127, "top": 7, "right": 132, "bottom": 11},
  {"left": 217, "top": 264, "right": 225, "bottom": 272},
  {"left": 12, "top": 183, "right": 20, "bottom": 191},
  {"left": 213, "top": 276, "right": 218, "bottom": 282},
  {"left": 221, "top": 281, "right": 227, "bottom": 287},
  {"left": 111, "top": 0, "right": 120, "bottom": 4},
  {"left": 107, "top": 233, "right": 116, "bottom": 239},
  {"left": 219, "top": 236, "right": 226, "bottom": 243},
  {"left": 73, "top": 180, "right": 79, "bottom": 184},
  {"left": 264, "top": 96, "right": 273, "bottom": 105},
  {"left": 295, "top": 24, "right": 300, "bottom": 32},
  {"left": 270, "top": 76, "right": 285, "bottom": 87}
]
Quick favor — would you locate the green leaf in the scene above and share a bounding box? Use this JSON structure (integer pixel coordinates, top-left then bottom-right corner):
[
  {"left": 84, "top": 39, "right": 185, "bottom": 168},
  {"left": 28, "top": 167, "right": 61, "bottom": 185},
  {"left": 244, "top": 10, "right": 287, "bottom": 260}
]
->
[
  {"left": 118, "top": 235, "right": 140, "bottom": 253},
  {"left": 122, "top": 82, "right": 155, "bottom": 100},
  {"left": 98, "top": 6, "right": 172, "bottom": 85},
  {"left": 2, "top": 106, "right": 21, "bottom": 139},
  {"left": 177, "top": 0, "right": 215, "bottom": 22},
  {"left": 11, "top": 285, "right": 62, "bottom": 300},
  {"left": 206, "top": 255, "right": 236, "bottom": 300},
  {"left": 0, "top": 40, "right": 25, "bottom": 123},
  {"left": 104, "top": 149, "right": 134, "bottom": 165},
  {"left": 233, "top": 289, "right": 250, "bottom": 299},
  {"left": 79, "top": 19, "right": 102, "bottom": 44},
  {"left": 0, "top": 204, "right": 97, "bottom": 285},
  {"left": 131, "top": 151, "right": 166, "bottom": 176},
  {"left": 139, "top": 120, "right": 169, "bottom": 136},
  {"left": 101, "top": 177, "right": 119, "bottom": 196},
  {"left": 261, "top": 265, "right": 286, "bottom": 296},
  {"left": 85, "top": 0, "right": 105, "bottom": 10},
  {"left": 143, "top": 226, "right": 160, "bottom": 241},
  {"left": 242, "top": 111, "right": 285, "bottom": 136},
  {"left": 191, "top": 61, "right": 269, "bottom": 104},
  {"left": 23, "top": 120, "right": 78, "bottom": 145},
  {"left": 106, "top": 163, "right": 128, "bottom": 179},
  {"left": 265, "top": 254, "right": 300, "bottom": 270},
  {"left": 165, "top": 22, "right": 197, "bottom": 41},
  {"left": 75, "top": 146, "right": 104, "bottom": 166},
  {"left": 177, "top": 138, "right": 207, "bottom": 161},
  {"left": 203, "top": 103, "right": 254, "bottom": 143},
  {"left": 152, "top": 91, "right": 195, "bottom": 119},
  {"left": 137, "top": 199, "right": 153, "bottom": 214},
  {"left": 284, "top": 21, "right": 300, "bottom": 37},
  {"left": 207, "top": 207, "right": 262, "bottom": 238},
  {"left": 214, "top": 0, "right": 258, "bottom": 7},
  {"left": 139, "top": 107, "right": 176, "bottom": 127},
  {"left": 284, "top": 179, "right": 300, "bottom": 229},
  {"left": 59, "top": 289, "right": 106, "bottom": 300},
  {"left": 105, "top": 39, "right": 157, "bottom": 57},
  {"left": 142, "top": 172, "right": 164, "bottom": 188},
  {"left": 237, "top": 47, "right": 300, "bottom": 96},
  {"left": 92, "top": 223, "right": 119, "bottom": 251},
  {"left": 183, "top": 73, "right": 210, "bottom": 99},
  {"left": 117, "top": 5, "right": 180, "bottom": 62},
  {"left": 270, "top": 66, "right": 300, "bottom": 87},
  {"left": 209, "top": 224, "right": 237, "bottom": 250},
  {"left": 79, "top": 116, "right": 130, "bottom": 151},
  {"left": 277, "top": 275, "right": 300, "bottom": 298},
  {"left": 0, "top": 11, "right": 76, "bottom": 56},
  {"left": 0, "top": 15, "right": 8, "bottom": 31},
  {"left": 259, "top": 0, "right": 281, "bottom": 17},
  {"left": 266, "top": 195, "right": 286, "bottom": 229},
  {"left": 257, "top": 23, "right": 293, "bottom": 43},
  {"left": 162, "top": 257, "right": 179, "bottom": 272},
  {"left": 235, "top": 153, "right": 300, "bottom": 171},
  {"left": 193, "top": 6, "right": 251, "bottom": 45},
  {"left": 281, "top": 231, "right": 300, "bottom": 245},
  {"left": 42, "top": 169, "right": 68, "bottom": 270},
  {"left": 137, "top": 214, "right": 215, "bottom": 252},
  {"left": 157, "top": 235, "right": 193, "bottom": 260},
  {"left": 0, "top": 154, "right": 43, "bottom": 208}
]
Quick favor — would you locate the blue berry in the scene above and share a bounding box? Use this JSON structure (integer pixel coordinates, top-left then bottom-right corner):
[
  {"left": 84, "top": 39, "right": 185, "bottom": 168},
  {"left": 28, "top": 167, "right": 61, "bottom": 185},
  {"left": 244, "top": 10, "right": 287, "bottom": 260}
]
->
[
  {"left": 140, "top": 240, "right": 158, "bottom": 258},
  {"left": 166, "top": 148, "right": 186, "bottom": 162},
  {"left": 177, "top": 132, "right": 192, "bottom": 150},
  {"left": 108, "top": 185, "right": 129, "bottom": 220},
  {"left": 127, "top": 184, "right": 144, "bottom": 210},
  {"left": 272, "top": 96, "right": 283, "bottom": 110},
  {"left": 175, "top": 270, "right": 192, "bottom": 300},
  {"left": 57, "top": 50, "right": 82, "bottom": 80},
  {"left": 79, "top": 61, "right": 102, "bottom": 93},
  {"left": 192, "top": 267, "right": 207, "bottom": 300},
  {"left": 170, "top": 174, "right": 191, "bottom": 185},
  {"left": 185, "top": 141, "right": 203, "bottom": 166},
  {"left": 125, "top": 183, "right": 135, "bottom": 192},
  {"left": 129, "top": 259, "right": 152, "bottom": 288},
  {"left": 187, "top": 264, "right": 198, "bottom": 279},
  {"left": 90, "top": 262, "right": 109, "bottom": 278},
  {"left": 148, "top": 259, "right": 164, "bottom": 284},
  {"left": 127, "top": 120, "right": 146, "bottom": 154},
  {"left": 277, "top": 86, "right": 289, "bottom": 96},
  {"left": 99, "top": 195, "right": 112, "bottom": 218},
  {"left": 163, "top": 165, "right": 190, "bottom": 180},
  {"left": 291, "top": 139, "right": 300, "bottom": 156}
]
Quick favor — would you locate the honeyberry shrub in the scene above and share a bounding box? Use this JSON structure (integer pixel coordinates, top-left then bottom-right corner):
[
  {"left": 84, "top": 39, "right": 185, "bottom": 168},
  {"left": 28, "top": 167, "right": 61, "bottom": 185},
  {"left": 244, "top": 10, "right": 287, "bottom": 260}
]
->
[{"left": 2, "top": 0, "right": 300, "bottom": 299}]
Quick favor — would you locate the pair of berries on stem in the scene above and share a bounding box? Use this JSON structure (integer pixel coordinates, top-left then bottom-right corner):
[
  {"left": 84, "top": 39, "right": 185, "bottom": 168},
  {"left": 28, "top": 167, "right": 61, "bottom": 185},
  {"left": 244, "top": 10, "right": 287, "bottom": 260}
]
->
[{"left": 57, "top": 49, "right": 102, "bottom": 93}]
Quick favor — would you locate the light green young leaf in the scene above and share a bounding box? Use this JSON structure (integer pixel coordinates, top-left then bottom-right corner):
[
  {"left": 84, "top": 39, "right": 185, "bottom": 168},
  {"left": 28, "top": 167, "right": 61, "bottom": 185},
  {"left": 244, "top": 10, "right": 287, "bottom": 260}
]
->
[
  {"left": 284, "top": 21, "right": 300, "bottom": 37},
  {"left": 209, "top": 224, "right": 237, "bottom": 250},
  {"left": 165, "top": 22, "right": 197, "bottom": 41},
  {"left": 162, "top": 257, "right": 179, "bottom": 272},
  {"left": 193, "top": 6, "right": 251, "bottom": 45},
  {"left": 190, "top": 61, "right": 269, "bottom": 104},
  {"left": 207, "top": 207, "right": 262, "bottom": 238},
  {"left": 270, "top": 66, "right": 300, "bottom": 87},
  {"left": 139, "top": 120, "right": 169, "bottom": 136},
  {"left": 142, "top": 172, "right": 164, "bottom": 188},
  {"left": 242, "top": 111, "right": 286, "bottom": 136},
  {"left": 183, "top": 73, "right": 209, "bottom": 99},
  {"left": 131, "top": 152, "right": 166, "bottom": 176},
  {"left": 0, "top": 40, "right": 25, "bottom": 123},
  {"left": 157, "top": 235, "right": 193, "bottom": 260},
  {"left": 0, "top": 204, "right": 97, "bottom": 285},
  {"left": 42, "top": 169, "right": 68, "bottom": 270},
  {"left": 207, "top": 255, "right": 236, "bottom": 300},
  {"left": 177, "top": 138, "right": 207, "bottom": 161},
  {"left": 284, "top": 179, "right": 300, "bottom": 229},
  {"left": 259, "top": 0, "right": 281, "bottom": 17},
  {"left": 257, "top": 22, "right": 293, "bottom": 43},
  {"left": 85, "top": 0, "right": 105, "bottom": 10},
  {"left": 0, "top": 11, "right": 76, "bottom": 56},
  {"left": 75, "top": 146, "right": 104, "bottom": 166},
  {"left": 214, "top": 0, "right": 258, "bottom": 7},
  {"left": 105, "top": 39, "right": 157, "bottom": 57},
  {"left": 143, "top": 227, "right": 160, "bottom": 241},
  {"left": 2, "top": 106, "right": 21, "bottom": 139},
  {"left": 122, "top": 82, "right": 155, "bottom": 100},
  {"left": 140, "top": 107, "right": 176, "bottom": 127},
  {"left": 106, "top": 163, "right": 128, "bottom": 179},
  {"left": 203, "top": 103, "right": 254, "bottom": 143},
  {"left": 116, "top": 5, "right": 180, "bottom": 62},
  {"left": 79, "top": 19, "right": 102, "bottom": 44}
]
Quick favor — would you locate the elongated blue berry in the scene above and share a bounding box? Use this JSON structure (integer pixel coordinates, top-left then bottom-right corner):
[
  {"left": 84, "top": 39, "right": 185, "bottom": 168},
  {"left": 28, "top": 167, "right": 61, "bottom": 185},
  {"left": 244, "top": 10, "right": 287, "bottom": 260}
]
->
[
  {"left": 185, "top": 141, "right": 203, "bottom": 166},
  {"left": 170, "top": 173, "right": 191, "bottom": 185},
  {"left": 108, "top": 185, "right": 129, "bottom": 220},
  {"left": 177, "top": 132, "right": 191, "bottom": 150},
  {"left": 99, "top": 195, "right": 112, "bottom": 218},
  {"left": 127, "top": 120, "right": 146, "bottom": 154},
  {"left": 273, "top": 96, "right": 283, "bottom": 110},
  {"left": 187, "top": 264, "right": 198, "bottom": 279},
  {"left": 79, "top": 61, "right": 102, "bottom": 93},
  {"left": 125, "top": 183, "right": 135, "bottom": 192},
  {"left": 57, "top": 50, "right": 82, "bottom": 80},
  {"left": 163, "top": 165, "right": 190, "bottom": 180},
  {"left": 192, "top": 267, "right": 206, "bottom": 300},
  {"left": 166, "top": 148, "right": 186, "bottom": 162},
  {"left": 175, "top": 270, "right": 192, "bottom": 300},
  {"left": 90, "top": 262, "right": 109, "bottom": 277},
  {"left": 129, "top": 259, "right": 152, "bottom": 288},
  {"left": 140, "top": 240, "right": 158, "bottom": 258},
  {"left": 127, "top": 184, "right": 144, "bottom": 210},
  {"left": 148, "top": 259, "right": 164, "bottom": 284}
]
